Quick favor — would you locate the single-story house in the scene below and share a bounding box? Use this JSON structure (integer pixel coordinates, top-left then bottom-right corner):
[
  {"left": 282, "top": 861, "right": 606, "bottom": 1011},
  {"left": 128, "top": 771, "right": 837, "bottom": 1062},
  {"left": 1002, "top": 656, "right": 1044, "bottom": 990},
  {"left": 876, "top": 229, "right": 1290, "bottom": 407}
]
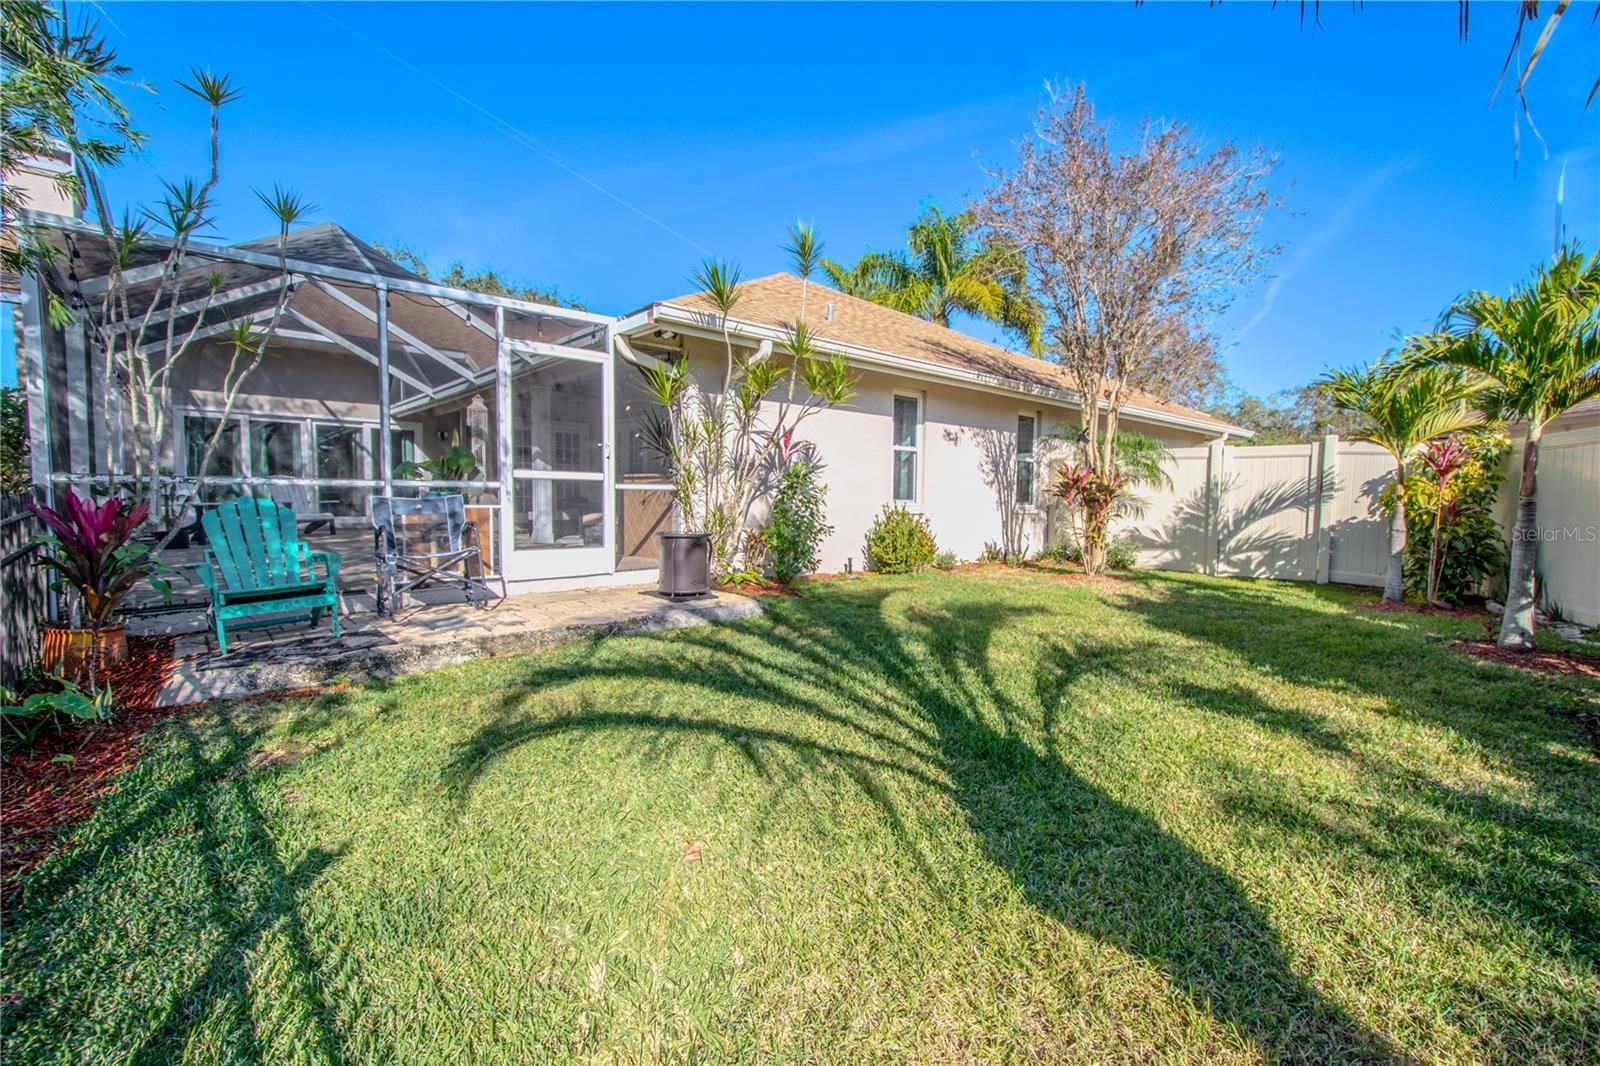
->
[{"left": 13, "top": 214, "right": 1245, "bottom": 591}]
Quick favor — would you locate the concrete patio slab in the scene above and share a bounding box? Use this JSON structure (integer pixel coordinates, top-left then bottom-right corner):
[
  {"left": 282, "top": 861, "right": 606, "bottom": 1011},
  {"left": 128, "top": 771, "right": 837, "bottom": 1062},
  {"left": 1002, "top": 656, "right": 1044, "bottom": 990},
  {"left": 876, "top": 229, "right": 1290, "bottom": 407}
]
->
[{"left": 137, "top": 586, "right": 762, "bottom": 707}]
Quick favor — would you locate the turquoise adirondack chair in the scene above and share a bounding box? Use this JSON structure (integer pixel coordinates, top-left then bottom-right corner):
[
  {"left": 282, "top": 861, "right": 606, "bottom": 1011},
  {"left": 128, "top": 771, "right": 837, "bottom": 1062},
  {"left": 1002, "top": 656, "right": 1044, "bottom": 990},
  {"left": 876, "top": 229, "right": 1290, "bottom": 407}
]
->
[{"left": 197, "top": 497, "right": 343, "bottom": 654}]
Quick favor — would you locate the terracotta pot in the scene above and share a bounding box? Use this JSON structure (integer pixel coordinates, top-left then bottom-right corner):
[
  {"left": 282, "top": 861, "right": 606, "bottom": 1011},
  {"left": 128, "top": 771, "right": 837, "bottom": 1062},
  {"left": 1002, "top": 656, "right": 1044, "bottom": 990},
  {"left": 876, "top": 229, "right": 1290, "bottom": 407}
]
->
[{"left": 39, "top": 622, "right": 129, "bottom": 683}]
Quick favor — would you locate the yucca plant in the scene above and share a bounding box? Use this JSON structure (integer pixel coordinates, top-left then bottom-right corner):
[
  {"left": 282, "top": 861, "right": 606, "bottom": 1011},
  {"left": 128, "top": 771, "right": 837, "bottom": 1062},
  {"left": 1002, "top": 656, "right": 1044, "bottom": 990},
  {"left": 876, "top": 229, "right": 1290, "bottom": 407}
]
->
[
  {"left": 1321, "top": 358, "right": 1487, "bottom": 604},
  {"left": 630, "top": 227, "right": 855, "bottom": 581},
  {"left": 1410, "top": 245, "right": 1600, "bottom": 647}
]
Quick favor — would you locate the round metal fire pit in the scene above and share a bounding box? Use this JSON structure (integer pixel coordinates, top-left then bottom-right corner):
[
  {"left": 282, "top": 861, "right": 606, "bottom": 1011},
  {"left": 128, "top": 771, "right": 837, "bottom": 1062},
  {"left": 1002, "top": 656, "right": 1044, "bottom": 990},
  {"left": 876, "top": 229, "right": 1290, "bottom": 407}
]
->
[{"left": 657, "top": 532, "right": 712, "bottom": 598}]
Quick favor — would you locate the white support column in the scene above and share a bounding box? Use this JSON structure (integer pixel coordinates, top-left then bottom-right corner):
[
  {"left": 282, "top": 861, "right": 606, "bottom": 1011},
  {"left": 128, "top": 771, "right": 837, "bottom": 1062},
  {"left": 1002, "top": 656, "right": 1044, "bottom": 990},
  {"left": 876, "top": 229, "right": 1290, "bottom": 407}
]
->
[
  {"left": 494, "top": 306, "right": 513, "bottom": 573},
  {"left": 1315, "top": 434, "right": 1340, "bottom": 584},
  {"left": 19, "top": 276, "right": 53, "bottom": 504},
  {"left": 602, "top": 322, "right": 616, "bottom": 571},
  {"left": 376, "top": 282, "right": 393, "bottom": 501}
]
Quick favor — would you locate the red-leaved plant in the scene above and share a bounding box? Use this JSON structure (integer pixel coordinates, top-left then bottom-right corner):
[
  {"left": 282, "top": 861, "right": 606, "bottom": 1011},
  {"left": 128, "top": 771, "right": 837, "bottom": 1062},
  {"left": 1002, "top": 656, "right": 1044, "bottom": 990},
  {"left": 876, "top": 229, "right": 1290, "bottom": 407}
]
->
[{"left": 27, "top": 489, "right": 172, "bottom": 634}]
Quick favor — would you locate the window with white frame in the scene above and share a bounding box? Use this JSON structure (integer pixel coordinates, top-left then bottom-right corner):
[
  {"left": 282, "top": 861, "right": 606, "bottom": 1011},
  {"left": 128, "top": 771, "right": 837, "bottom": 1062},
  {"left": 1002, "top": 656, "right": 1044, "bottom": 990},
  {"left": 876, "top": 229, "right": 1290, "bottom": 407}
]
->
[
  {"left": 1016, "top": 414, "right": 1037, "bottom": 506},
  {"left": 892, "top": 394, "right": 920, "bottom": 503}
]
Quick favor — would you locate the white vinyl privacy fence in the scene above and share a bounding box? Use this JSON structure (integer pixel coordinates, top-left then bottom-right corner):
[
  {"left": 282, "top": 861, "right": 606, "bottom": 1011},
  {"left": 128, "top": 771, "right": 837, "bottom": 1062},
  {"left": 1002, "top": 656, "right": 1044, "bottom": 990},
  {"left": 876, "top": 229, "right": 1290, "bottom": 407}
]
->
[{"left": 1116, "top": 429, "right": 1600, "bottom": 624}]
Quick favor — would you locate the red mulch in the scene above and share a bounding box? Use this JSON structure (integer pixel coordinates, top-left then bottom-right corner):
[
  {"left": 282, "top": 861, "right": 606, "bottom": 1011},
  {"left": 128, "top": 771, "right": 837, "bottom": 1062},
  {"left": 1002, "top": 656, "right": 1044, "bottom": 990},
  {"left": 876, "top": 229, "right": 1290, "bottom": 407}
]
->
[
  {"left": 1451, "top": 640, "right": 1600, "bottom": 681},
  {"left": 1017, "top": 561, "right": 1133, "bottom": 592},
  {"left": 1360, "top": 599, "right": 1487, "bottom": 619},
  {"left": 1, "top": 637, "right": 178, "bottom": 890}
]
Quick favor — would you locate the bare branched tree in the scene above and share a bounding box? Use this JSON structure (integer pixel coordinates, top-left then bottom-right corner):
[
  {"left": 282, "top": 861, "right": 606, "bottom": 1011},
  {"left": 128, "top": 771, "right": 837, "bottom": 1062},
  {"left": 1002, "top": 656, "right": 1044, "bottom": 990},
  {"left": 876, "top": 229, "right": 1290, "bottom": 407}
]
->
[{"left": 975, "top": 82, "right": 1281, "bottom": 570}]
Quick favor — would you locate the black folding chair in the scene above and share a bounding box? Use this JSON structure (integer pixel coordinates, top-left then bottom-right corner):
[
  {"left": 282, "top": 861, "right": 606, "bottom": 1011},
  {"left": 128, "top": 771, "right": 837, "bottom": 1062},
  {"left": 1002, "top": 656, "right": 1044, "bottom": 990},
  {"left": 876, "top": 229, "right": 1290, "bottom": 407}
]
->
[{"left": 371, "top": 494, "right": 506, "bottom": 614}]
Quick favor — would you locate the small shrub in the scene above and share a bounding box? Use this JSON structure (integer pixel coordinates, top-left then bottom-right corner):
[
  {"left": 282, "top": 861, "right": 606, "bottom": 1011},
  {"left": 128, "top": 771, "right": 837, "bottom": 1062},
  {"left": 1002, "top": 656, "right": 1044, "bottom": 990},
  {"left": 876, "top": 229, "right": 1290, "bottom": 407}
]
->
[
  {"left": 1104, "top": 537, "right": 1138, "bottom": 571},
  {"left": 864, "top": 505, "right": 937, "bottom": 574},
  {"left": 978, "top": 542, "right": 1005, "bottom": 563},
  {"left": 933, "top": 550, "right": 960, "bottom": 571},
  {"left": 765, "top": 458, "right": 832, "bottom": 584},
  {"left": 1037, "top": 539, "right": 1078, "bottom": 564}
]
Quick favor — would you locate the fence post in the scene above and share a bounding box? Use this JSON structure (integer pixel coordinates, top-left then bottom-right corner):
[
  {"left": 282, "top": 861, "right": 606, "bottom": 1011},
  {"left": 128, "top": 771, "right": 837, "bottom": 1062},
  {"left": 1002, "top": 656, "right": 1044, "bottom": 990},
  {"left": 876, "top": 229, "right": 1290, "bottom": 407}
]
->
[
  {"left": 1205, "top": 438, "right": 1227, "bottom": 576},
  {"left": 1314, "top": 434, "right": 1339, "bottom": 584}
]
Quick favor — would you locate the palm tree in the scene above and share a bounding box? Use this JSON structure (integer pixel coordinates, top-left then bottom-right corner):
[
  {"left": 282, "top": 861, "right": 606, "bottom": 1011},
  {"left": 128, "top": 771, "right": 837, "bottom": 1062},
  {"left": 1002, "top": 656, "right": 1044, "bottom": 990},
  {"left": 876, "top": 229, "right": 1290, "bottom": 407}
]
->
[
  {"left": 822, "top": 203, "right": 1042, "bottom": 352},
  {"left": 1321, "top": 360, "right": 1486, "bottom": 604},
  {"left": 1412, "top": 246, "right": 1600, "bottom": 648}
]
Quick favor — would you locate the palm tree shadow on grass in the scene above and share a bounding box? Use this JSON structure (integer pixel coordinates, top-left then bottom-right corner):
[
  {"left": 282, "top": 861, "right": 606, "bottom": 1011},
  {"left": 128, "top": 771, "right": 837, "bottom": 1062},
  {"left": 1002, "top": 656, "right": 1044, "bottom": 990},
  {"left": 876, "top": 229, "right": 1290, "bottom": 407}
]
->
[
  {"left": 1109, "top": 578, "right": 1600, "bottom": 971},
  {"left": 442, "top": 584, "right": 1400, "bottom": 1062}
]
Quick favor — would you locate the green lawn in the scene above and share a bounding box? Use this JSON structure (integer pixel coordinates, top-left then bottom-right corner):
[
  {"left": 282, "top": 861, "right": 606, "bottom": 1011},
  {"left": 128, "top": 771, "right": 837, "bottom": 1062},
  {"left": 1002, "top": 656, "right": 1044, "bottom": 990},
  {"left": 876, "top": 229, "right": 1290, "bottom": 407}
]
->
[{"left": 4, "top": 569, "right": 1598, "bottom": 1064}]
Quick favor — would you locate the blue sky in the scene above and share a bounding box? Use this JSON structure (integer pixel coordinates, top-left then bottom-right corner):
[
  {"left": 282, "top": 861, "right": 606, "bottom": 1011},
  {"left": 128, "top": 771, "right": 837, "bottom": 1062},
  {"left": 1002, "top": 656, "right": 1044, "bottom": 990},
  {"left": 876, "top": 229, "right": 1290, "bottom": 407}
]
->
[{"left": 5, "top": 1, "right": 1596, "bottom": 396}]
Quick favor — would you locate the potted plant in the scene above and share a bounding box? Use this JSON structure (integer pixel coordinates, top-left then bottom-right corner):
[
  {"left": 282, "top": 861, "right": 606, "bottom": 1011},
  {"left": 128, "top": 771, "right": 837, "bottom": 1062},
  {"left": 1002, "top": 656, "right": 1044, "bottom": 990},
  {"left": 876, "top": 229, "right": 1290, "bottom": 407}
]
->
[{"left": 28, "top": 489, "right": 172, "bottom": 688}]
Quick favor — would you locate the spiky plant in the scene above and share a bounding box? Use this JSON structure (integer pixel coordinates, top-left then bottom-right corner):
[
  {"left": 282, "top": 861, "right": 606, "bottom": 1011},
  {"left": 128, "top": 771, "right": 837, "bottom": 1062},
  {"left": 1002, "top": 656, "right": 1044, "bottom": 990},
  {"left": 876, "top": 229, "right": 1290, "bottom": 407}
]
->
[{"left": 1410, "top": 245, "right": 1600, "bottom": 647}]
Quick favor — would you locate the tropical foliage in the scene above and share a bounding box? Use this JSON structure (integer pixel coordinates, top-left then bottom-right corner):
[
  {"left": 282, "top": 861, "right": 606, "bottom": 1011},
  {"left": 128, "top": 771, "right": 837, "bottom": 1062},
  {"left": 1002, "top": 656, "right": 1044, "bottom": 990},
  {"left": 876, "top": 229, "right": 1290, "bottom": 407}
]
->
[
  {"left": 1, "top": 386, "right": 29, "bottom": 493},
  {"left": 1320, "top": 359, "right": 1487, "bottom": 603},
  {"left": 27, "top": 489, "right": 170, "bottom": 633},
  {"left": 1411, "top": 244, "right": 1600, "bottom": 646},
  {"left": 1048, "top": 431, "right": 1172, "bottom": 574},
  {"left": 632, "top": 226, "right": 855, "bottom": 581},
  {"left": 1390, "top": 429, "right": 1508, "bottom": 606},
  {"left": 763, "top": 454, "right": 832, "bottom": 584},
  {"left": 864, "top": 504, "right": 936, "bottom": 574},
  {"left": 822, "top": 203, "right": 1042, "bottom": 352}
]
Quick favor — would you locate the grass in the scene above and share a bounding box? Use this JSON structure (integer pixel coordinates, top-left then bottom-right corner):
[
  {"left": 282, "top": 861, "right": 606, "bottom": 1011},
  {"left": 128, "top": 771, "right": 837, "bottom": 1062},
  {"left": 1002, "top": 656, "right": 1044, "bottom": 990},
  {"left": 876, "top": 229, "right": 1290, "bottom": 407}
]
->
[{"left": 3, "top": 569, "right": 1597, "bottom": 1064}]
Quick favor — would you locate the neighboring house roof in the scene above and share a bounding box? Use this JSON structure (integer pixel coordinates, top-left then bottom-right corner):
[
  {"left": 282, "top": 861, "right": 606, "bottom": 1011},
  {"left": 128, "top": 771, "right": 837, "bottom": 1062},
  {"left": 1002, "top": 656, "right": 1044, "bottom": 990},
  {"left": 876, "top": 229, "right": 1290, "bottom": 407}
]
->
[
  {"left": 638, "top": 272, "right": 1246, "bottom": 436},
  {"left": 234, "top": 223, "right": 425, "bottom": 283}
]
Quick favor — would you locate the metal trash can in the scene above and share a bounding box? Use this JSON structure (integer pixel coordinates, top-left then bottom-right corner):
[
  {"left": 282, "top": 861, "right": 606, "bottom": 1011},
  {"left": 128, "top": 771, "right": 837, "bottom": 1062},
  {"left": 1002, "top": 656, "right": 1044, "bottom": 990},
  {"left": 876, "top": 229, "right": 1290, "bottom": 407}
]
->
[{"left": 657, "top": 532, "right": 712, "bottom": 598}]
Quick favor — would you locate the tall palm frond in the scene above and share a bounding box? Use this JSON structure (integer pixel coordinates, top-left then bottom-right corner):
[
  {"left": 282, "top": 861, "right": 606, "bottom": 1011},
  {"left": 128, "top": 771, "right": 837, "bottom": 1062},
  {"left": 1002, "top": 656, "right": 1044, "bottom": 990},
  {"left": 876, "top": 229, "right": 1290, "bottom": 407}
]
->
[
  {"left": 821, "top": 203, "right": 1043, "bottom": 352},
  {"left": 1320, "top": 360, "right": 1487, "bottom": 464}
]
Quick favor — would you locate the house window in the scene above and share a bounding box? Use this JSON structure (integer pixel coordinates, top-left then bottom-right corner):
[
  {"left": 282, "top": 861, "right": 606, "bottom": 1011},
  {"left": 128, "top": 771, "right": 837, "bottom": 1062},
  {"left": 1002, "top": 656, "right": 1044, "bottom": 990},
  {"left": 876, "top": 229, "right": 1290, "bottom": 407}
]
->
[
  {"left": 892, "top": 395, "right": 920, "bottom": 503},
  {"left": 251, "top": 419, "right": 302, "bottom": 477},
  {"left": 184, "top": 416, "right": 239, "bottom": 479},
  {"left": 1016, "top": 414, "right": 1037, "bottom": 506}
]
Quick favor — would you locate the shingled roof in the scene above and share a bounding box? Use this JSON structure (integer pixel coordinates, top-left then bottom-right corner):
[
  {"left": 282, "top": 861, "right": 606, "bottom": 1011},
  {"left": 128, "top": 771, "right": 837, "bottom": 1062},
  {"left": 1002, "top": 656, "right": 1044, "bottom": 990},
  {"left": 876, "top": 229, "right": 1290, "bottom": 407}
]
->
[{"left": 651, "top": 272, "right": 1243, "bottom": 433}]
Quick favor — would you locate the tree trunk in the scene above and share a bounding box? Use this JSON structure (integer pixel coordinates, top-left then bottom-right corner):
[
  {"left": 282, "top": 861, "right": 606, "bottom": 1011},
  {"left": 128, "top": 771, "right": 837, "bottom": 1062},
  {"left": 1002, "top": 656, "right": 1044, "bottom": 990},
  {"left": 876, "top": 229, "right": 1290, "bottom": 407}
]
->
[
  {"left": 1383, "top": 468, "right": 1406, "bottom": 603},
  {"left": 1498, "top": 427, "right": 1541, "bottom": 650}
]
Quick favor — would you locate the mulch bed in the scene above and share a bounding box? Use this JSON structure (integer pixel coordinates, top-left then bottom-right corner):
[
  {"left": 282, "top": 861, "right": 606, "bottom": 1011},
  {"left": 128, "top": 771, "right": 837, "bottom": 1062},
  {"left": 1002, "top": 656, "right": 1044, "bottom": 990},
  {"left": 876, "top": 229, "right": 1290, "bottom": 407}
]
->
[
  {"left": 1360, "top": 599, "right": 1487, "bottom": 619},
  {"left": 1450, "top": 640, "right": 1600, "bottom": 682},
  {"left": 2, "top": 637, "right": 178, "bottom": 891}
]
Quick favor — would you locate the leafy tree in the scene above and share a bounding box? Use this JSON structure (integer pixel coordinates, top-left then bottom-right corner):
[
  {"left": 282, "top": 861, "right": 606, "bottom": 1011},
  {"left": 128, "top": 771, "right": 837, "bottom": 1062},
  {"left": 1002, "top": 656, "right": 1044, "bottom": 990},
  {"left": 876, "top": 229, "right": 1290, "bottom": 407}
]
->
[
  {"left": 373, "top": 241, "right": 585, "bottom": 311},
  {"left": 1, "top": 386, "right": 30, "bottom": 493},
  {"left": 1320, "top": 359, "right": 1486, "bottom": 604},
  {"left": 1207, "top": 379, "right": 1366, "bottom": 444},
  {"left": 1412, "top": 245, "right": 1600, "bottom": 648},
  {"left": 822, "top": 202, "right": 1042, "bottom": 352}
]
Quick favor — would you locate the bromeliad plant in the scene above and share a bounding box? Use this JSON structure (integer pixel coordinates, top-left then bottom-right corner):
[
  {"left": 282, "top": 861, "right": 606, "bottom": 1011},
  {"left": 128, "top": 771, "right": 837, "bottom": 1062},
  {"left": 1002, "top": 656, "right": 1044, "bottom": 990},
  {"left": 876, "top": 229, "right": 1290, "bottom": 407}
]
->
[
  {"left": 27, "top": 489, "right": 171, "bottom": 688},
  {"left": 628, "top": 225, "right": 855, "bottom": 581}
]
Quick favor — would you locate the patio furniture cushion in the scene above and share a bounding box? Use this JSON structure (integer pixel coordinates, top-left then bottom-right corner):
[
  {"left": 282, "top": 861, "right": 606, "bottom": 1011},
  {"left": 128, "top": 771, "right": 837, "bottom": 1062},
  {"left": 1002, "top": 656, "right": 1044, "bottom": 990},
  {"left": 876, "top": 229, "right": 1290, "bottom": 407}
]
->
[{"left": 198, "top": 497, "right": 342, "bottom": 654}]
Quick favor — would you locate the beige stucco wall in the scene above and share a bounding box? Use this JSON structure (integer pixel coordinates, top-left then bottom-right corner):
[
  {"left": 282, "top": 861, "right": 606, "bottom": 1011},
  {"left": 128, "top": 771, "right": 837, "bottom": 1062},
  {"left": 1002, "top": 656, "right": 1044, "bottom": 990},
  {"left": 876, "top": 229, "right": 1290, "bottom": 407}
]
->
[{"left": 678, "top": 335, "right": 1221, "bottom": 573}]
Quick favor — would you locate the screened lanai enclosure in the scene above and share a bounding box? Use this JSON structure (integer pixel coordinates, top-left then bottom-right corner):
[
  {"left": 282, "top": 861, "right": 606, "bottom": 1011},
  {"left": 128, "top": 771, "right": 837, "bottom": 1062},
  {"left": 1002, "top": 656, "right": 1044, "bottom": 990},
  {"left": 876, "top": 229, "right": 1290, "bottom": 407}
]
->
[{"left": 18, "top": 216, "right": 676, "bottom": 602}]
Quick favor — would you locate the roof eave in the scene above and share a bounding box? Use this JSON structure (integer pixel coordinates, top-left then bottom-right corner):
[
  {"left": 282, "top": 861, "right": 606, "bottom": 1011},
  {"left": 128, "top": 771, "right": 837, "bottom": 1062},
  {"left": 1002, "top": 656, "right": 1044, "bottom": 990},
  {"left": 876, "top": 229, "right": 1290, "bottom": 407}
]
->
[{"left": 636, "top": 301, "right": 1250, "bottom": 440}]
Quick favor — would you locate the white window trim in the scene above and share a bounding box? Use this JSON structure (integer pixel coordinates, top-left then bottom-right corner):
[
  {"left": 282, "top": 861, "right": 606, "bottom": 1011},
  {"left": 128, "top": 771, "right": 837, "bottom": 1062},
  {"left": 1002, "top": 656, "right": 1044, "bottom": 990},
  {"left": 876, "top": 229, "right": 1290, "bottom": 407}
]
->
[
  {"left": 175, "top": 406, "right": 421, "bottom": 482},
  {"left": 891, "top": 391, "right": 923, "bottom": 505},
  {"left": 1016, "top": 411, "right": 1039, "bottom": 510}
]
